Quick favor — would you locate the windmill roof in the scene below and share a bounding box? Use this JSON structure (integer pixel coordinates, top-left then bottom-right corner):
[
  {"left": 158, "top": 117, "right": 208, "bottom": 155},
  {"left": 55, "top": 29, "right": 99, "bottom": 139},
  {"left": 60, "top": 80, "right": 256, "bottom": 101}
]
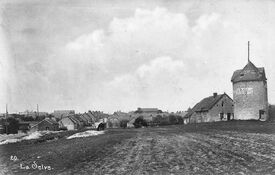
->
[{"left": 231, "top": 61, "right": 266, "bottom": 83}]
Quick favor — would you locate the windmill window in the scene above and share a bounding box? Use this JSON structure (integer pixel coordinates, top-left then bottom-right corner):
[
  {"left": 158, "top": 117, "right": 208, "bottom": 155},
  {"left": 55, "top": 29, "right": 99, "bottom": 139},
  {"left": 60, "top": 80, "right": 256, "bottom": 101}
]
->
[{"left": 240, "top": 73, "right": 244, "bottom": 77}]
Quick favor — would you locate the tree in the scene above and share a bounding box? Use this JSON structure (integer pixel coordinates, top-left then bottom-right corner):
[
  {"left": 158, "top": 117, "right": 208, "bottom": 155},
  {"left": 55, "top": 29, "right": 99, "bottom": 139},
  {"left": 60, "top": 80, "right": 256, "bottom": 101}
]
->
[
  {"left": 168, "top": 115, "right": 177, "bottom": 125},
  {"left": 133, "top": 116, "right": 148, "bottom": 128},
  {"left": 6, "top": 117, "right": 19, "bottom": 134},
  {"left": 120, "top": 120, "right": 128, "bottom": 128},
  {"left": 153, "top": 115, "right": 162, "bottom": 125},
  {"left": 176, "top": 115, "right": 184, "bottom": 124},
  {"left": 107, "top": 121, "right": 113, "bottom": 128}
]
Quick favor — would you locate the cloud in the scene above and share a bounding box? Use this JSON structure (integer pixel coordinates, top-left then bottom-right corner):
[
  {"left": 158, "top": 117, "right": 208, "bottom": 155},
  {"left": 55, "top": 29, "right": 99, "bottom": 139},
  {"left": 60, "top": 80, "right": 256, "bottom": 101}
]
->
[
  {"left": 103, "top": 56, "right": 190, "bottom": 111},
  {"left": 4, "top": 3, "right": 275, "bottom": 113},
  {"left": 45, "top": 6, "right": 275, "bottom": 112}
]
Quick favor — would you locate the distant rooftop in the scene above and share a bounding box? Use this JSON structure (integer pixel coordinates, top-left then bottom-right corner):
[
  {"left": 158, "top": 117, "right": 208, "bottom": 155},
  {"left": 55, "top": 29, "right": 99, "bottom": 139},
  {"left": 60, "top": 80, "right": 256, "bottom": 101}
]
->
[{"left": 135, "top": 108, "right": 162, "bottom": 113}]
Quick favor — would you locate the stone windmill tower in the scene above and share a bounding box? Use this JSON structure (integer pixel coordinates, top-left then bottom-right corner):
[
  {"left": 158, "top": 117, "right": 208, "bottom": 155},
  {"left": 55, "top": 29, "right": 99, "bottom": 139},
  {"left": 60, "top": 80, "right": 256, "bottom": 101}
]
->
[{"left": 231, "top": 42, "right": 268, "bottom": 121}]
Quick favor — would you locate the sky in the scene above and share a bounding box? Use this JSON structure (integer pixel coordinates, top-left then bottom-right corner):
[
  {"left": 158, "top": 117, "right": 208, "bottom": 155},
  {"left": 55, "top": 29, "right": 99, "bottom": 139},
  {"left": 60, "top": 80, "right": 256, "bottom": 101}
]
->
[{"left": 0, "top": 0, "right": 275, "bottom": 113}]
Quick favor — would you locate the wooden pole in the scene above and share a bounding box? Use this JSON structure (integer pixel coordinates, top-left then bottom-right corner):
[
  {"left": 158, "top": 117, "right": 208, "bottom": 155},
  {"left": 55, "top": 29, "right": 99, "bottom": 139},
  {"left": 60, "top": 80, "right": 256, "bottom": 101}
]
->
[{"left": 248, "top": 41, "right": 250, "bottom": 62}]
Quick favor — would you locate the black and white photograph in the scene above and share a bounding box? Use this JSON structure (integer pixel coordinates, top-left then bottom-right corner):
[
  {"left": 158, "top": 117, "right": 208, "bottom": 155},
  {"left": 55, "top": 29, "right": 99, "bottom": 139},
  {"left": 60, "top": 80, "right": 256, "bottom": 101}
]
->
[{"left": 0, "top": 0, "right": 275, "bottom": 174}]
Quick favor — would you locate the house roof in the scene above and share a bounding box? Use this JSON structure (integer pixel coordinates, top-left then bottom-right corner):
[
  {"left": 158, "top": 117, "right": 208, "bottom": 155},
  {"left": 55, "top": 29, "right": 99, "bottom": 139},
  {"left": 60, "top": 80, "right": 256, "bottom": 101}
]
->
[
  {"left": 185, "top": 93, "right": 233, "bottom": 118},
  {"left": 90, "top": 111, "right": 109, "bottom": 121},
  {"left": 44, "top": 118, "right": 58, "bottom": 125},
  {"left": 231, "top": 61, "right": 266, "bottom": 83},
  {"left": 32, "top": 118, "right": 58, "bottom": 128},
  {"left": 67, "top": 115, "right": 81, "bottom": 125},
  {"left": 73, "top": 115, "right": 85, "bottom": 123}
]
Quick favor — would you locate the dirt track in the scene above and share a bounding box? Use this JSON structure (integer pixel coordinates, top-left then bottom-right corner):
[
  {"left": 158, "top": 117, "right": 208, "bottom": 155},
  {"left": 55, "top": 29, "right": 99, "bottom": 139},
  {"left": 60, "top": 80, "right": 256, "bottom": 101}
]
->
[{"left": 64, "top": 128, "right": 275, "bottom": 175}]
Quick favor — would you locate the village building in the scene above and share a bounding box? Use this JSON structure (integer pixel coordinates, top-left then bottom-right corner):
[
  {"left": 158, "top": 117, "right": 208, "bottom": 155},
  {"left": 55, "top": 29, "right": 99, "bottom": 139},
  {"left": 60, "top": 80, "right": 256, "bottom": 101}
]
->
[
  {"left": 231, "top": 43, "right": 268, "bottom": 121},
  {"left": 30, "top": 118, "right": 59, "bottom": 132},
  {"left": 79, "top": 113, "right": 92, "bottom": 126},
  {"left": 59, "top": 115, "right": 84, "bottom": 130},
  {"left": 187, "top": 93, "right": 234, "bottom": 123},
  {"left": 90, "top": 111, "right": 109, "bottom": 122},
  {"left": 80, "top": 112, "right": 95, "bottom": 126}
]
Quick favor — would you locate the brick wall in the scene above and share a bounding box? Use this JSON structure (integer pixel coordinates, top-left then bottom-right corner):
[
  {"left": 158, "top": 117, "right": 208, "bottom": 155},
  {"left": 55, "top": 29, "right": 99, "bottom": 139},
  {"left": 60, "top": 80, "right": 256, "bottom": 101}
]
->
[{"left": 233, "top": 81, "right": 268, "bottom": 120}]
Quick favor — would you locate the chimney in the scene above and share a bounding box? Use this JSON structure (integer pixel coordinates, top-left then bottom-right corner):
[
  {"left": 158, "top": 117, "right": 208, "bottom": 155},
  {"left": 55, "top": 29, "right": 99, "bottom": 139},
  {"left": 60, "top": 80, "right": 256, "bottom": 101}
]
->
[{"left": 213, "top": 93, "right": 217, "bottom": 98}]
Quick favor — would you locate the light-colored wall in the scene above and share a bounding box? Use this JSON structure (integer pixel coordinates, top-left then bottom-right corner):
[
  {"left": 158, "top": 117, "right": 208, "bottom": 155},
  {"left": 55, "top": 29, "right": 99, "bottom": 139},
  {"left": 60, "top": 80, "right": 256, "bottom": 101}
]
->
[
  {"left": 59, "top": 118, "right": 77, "bottom": 130},
  {"left": 190, "top": 95, "right": 234, "bottom": 123},
  {"left": 207, "top": 95, "right": 234, "bottom": 122},
  {"left": 233, "top": 81, "right": 268, "bottom": 120}
]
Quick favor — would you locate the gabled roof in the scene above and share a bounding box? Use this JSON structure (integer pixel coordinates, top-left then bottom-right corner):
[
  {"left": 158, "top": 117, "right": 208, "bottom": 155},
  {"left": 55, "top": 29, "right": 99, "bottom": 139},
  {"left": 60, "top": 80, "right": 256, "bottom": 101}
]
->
[
  {"left": 32, "top": 118, "right": 58, "bottom": 128},
  {"left": 67, "top": 115, "right": 81, "bottom": 125},
  {"left": 90, "top": 111, "right": 109, "bottom": 121},
  {"left": 185, "top": 93, "right": 233, "bottom": 118},
  {"left": 231, "top": 61, "right": 266, "bottom": 83}
]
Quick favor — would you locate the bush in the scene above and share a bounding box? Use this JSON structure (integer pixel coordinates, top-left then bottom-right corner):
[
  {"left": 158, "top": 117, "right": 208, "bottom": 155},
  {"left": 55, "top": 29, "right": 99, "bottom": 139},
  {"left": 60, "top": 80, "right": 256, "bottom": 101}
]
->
[
  {"left": 120, "top": 120, "right": 128, "bottom": 128},
  {"left": 5, "top": 117, "right": 19, "bottom": 134},
  {"left": 176, "top": 115, "right": 184, "bottom": 124},
  {"left": 133, "top": 116, "right": 148, "bottom": 128},
  {"left": 168, "top": 115, "right": 178, "bottom": 125},
  {"left": 107, "top": 121, "right": 113, "bottom": 128},
  {"left": 153, "top": 115, "right": 162, "bottom": 125}
]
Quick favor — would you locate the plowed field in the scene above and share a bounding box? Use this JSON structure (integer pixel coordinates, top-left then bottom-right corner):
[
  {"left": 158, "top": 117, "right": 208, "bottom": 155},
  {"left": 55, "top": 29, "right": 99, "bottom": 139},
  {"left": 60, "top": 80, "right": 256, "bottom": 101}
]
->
[{"left": 1, "top": 122, "right": 275, "bottom": 175}]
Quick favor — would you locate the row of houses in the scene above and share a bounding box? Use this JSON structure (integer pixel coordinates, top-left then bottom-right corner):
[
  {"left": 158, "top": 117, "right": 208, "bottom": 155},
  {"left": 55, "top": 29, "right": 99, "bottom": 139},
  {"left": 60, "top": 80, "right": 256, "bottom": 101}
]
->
[{"left": 0, "top": 111, "right": 110, "bottom": 134}]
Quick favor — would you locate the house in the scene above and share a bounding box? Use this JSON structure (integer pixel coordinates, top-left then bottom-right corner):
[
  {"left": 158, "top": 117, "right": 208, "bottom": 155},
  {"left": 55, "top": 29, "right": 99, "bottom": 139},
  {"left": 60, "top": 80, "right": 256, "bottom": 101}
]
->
[
  {"left": 73, "top": 115, "right": 86, "bottom": 127},
  {"left": 187, "top": 92, "right": 234, "bottom": 123},
  {"left": 183, "top": 115, "right": 190, "bottom": 124},
  {"left": 231, "top": 58, "right": 268, "bottom": 121},
  {"left": 79, "top": 113, "right": 92, "bottom": 126},
  {"left": 59, "top": 115, "right": 83, "bottom": 130},
  {"left": 30, "top": 118, "right": 59, "bottom": 131},
  {"left": 107, "top": 117, "right": 120, "bottom": 128},
  {"left": 90, "top": 111, "right": 109, "bottom": 122}
]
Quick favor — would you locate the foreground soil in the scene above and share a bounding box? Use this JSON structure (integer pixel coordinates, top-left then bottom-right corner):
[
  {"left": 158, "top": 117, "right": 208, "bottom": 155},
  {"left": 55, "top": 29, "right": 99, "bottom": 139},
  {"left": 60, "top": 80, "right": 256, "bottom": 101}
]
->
[{"left": 1, "top": 121, "right": 275, "bottom": 175}]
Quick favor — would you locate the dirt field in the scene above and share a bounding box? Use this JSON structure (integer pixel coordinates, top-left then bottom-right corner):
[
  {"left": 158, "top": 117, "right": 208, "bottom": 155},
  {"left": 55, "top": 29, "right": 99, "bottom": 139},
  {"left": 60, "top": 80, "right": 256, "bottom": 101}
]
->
[{"left": 1, "top": 121, "right": 275, "bottom": 175}]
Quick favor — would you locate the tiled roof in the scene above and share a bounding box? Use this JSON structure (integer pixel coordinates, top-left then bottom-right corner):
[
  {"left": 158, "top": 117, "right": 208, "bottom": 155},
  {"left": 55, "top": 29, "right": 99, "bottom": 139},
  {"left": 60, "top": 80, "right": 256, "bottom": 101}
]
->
[{"left": 231, "top": 61, "right": 266, "bottom": 83}]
